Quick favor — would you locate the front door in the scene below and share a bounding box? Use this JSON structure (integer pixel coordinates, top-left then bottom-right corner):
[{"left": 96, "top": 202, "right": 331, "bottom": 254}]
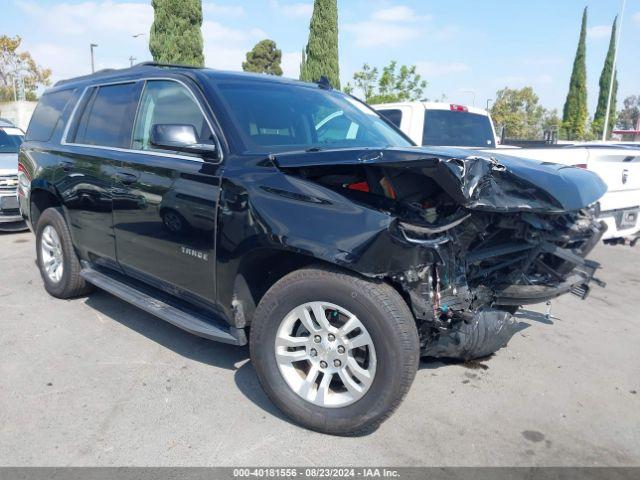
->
[{"left": 112, "top": 79, "right": 222, "bottom": 307}]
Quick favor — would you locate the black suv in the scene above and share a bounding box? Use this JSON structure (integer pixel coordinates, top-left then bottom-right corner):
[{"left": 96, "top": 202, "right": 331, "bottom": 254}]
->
[{"left": 18, "top": 63, "right": 606, "bottom": 435}]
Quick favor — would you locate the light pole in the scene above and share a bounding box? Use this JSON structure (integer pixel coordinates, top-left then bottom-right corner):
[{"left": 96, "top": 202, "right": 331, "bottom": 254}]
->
[
  {"left": 486, "top": 98, "right": 493, "bottom": 111},
  {"left": 131, "top": 33, "right": 146, "bottom": 66},
  {"left": 602, "top": 0, "right": 626, "bottom": 141},
  {"left": 90, "top": 43, "right": 98, "bottom": 73},
  {"left": 462, "top": 90, "right": 476, "bottom": 106}
]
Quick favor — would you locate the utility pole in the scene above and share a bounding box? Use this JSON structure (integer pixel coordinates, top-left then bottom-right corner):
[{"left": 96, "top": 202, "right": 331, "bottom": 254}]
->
[
  {"left": 129, "top": 56, "right": 137, "bottom": 67},
  {"left": 486, "top": 99, "right": 493, "bottom": 111},
  {"left": 90, "top": 43, "right": 98, "bottom": 73},
  {"left": 463, "top": 90, "right": 476, "bottom": 106},
  {"left": 602, "top": 0, "right": 626, "bottom": 141}
]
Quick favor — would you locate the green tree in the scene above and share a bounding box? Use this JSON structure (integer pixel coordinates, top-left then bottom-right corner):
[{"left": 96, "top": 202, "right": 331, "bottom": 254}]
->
[
  {"left": 149, "top": 0, "right": 204, "bottom": 67},
  {"left": 491, "top": 87, "right": 550, "bottom": 139},
  {"left": 299, "top": 0, "right": 340, "bottom": 89},
  {"left": 562, "top": 7, "right": 589, "bottom": 140},
  {"left": 592, "top": 17, "right": 618, "bottom": 140},
  {"left": 0, "top": 35, "right": 51, "bottom": 101},
  {"left": 242, "top": 39, "right": 283, "bottom": 75},
  {"left": 345, "top": 61, "right": 427, "bottom": 104},
  {"left": 616, "top": 95, "right": 640, "bottom": 133}
]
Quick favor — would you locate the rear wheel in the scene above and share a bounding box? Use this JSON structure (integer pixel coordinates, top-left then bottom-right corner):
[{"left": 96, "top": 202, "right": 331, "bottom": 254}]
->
[
  {"left": 36, "top": 207, "right": 93, "bottom": 299},
  {"left": 250, "top": 267, "right": 419, "bottom": 435}
]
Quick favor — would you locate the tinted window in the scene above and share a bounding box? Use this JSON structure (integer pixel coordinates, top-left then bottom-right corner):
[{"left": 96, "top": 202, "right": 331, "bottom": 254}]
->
[
  {"left": 422, "top": 110, "right": 495, "bottom": 148},
  {"left": 132, "top": 80, "right": 213, "bottom": 152},
  {"left": 214, "top": 81, "right": 411, "bottom": 153},
  {"left": 0, "top": 127, "right": 24, "bottom": 153},
  {"left": 379, "top": 109, "right": 403, "bottom": 128},
  {"left": 26, "top": 89, "right": 73, "bottom": 141},
  {"left": 73, "top": 83, "right": 139, "bottom": 148}
]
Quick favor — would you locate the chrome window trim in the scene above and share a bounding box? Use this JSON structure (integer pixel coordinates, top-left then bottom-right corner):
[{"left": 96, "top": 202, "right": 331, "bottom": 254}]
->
[{"left": 61, "top": 76, "right": 223, "bottom": 164}]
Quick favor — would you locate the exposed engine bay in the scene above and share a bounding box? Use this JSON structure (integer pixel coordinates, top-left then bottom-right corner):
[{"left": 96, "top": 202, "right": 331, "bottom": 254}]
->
[{"left": 274, "top": 148, "right": 608, "bottom": 360}]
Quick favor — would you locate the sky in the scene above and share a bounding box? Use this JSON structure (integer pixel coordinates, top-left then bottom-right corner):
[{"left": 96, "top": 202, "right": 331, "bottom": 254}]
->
[{"left": 1, "top": 0, "right": 639, "bottom": 114}]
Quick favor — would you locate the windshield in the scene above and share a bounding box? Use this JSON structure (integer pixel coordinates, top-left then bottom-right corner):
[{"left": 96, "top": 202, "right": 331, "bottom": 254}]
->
[
  {"left": 214, "top": 81, "right": 412, "bottom": 153},
  {"left": 0, "top": 127, "right": 24, "bottom": 153},
  {"left": 423, "top": 110, "right": 495, "bottom": 148}
]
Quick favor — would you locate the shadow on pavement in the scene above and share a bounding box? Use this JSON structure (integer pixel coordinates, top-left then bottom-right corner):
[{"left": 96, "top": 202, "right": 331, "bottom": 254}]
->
[
  {"left": 83, "top": 290, "right": 298, "bottom": 427},
  {"left": 84, "top": 290, "right": 249, "bottom": 370}
]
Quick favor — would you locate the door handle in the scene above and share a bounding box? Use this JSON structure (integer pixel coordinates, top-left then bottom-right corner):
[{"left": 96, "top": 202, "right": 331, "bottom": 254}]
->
[
  {"left": 58, "top": 160, "right": 74, "bottom": 171},
  {"left": 114, "top": 171, "right": 139, "bottom": 185}
]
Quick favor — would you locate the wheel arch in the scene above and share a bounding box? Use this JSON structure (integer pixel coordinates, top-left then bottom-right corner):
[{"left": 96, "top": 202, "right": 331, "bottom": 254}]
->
[
  {"left": 30, "top": 185, "right": 62, "bottom": 228},
  {"left": 228, "top": 247, "right": 405, "bottom": 328}
]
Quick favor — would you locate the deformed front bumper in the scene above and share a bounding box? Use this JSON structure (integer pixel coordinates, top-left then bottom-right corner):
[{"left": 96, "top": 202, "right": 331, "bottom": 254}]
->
[{"left": 494, "top": 224, "right": 607, "bottom": 305}]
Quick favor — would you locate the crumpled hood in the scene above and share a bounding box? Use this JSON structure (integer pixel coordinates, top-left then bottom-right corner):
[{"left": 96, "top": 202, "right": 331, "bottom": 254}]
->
[
  {"left": 0, "top": 153, "right": 19, "bottom": 173},
  {"left": 273, "top": 146, "right": 607, "bottom": 213}
]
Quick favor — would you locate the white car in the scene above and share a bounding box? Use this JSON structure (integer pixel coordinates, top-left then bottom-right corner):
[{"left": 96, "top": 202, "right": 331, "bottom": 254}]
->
[
  {"left": 373, "top": 101, "right": 640, "bottom": 244},
  {"left": 0, "top": 120, "right": 28, "bottom": 232}
]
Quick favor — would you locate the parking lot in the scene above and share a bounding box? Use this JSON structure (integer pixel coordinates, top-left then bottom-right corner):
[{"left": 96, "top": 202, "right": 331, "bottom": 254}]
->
[{"left": 1, "top": 230, "right": 639, "bottom": 466}]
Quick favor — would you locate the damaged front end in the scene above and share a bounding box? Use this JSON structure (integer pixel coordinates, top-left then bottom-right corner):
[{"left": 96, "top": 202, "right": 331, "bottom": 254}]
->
[{"left": 273, "top": 147, "right": 608, "bottom": 360}]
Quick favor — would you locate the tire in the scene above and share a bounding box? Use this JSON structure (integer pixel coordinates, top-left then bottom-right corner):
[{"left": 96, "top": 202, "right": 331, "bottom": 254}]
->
[
  {"left": 36, "top": 207, "right": 93, "bottom": 299},
  {"left": 250, "top": 267, "right": 420, "bottom": 436}
]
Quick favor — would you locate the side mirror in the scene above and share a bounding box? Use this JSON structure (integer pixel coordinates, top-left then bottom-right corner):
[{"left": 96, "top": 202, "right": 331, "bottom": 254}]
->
[{"left": 149, "top": 124, "right": 218, "bottom": 159}]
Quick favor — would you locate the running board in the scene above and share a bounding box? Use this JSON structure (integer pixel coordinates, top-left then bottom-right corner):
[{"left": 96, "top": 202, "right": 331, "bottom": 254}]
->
[{"left": 80, "top": 267, "right": 246, "bottom": 345}]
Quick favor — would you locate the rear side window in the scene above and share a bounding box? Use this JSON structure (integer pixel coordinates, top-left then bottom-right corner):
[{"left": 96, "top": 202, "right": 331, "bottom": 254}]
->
[
  {"left": 379, "top": 109, "right": 403, "bottom": 128},
  {"left": 71, "top": 83, "right": 139, "bottom": 148},
  {"left": 422, "top": 110, "right": 495, "bottom": 148},
  {"left": 26, "top": 89, "right": 74, "bottom": 141}
]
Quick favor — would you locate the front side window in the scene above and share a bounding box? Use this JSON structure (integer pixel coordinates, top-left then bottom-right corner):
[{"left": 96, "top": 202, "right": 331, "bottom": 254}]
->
[
  {"left": 26, "top": 89, "right": 74, "bottom": 142},
  {"left": 422, "top": 110, "right": 496, "bottom": 148},
  {"left": 72, "top": 83, "right": 139, "bottom": 148},
  {"left": 213, "top": 80, "right": 412, "bottom": 153},
  {"left": 132, "top": 80, "right": 214, "bottom": 153}
]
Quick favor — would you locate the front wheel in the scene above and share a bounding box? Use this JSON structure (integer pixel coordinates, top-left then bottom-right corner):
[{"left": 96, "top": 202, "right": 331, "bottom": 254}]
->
[{"left": 250, "top": 267, "right": 420, "bottom": 435}]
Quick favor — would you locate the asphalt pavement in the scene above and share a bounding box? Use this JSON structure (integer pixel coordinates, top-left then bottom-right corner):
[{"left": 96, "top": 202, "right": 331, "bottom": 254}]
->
[{"left": 1, "top": 231, "right": 638, "bottom": 466}]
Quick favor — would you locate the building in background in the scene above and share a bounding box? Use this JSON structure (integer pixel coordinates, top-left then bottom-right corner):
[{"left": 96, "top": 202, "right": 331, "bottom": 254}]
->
[{"left": 0, "top": 101, "right": 37, "bottom": 131}]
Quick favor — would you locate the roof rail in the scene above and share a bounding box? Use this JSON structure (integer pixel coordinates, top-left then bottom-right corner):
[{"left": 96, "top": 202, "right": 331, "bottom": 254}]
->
[
  {"left": 133, "top": 61, "right": 202, "bottom": 70},
  {"left": 53, "top": 62, "right": 203, "bottom": 87},
  {"left": 54, "top": 68, "right": 119, "bottom": 87}
]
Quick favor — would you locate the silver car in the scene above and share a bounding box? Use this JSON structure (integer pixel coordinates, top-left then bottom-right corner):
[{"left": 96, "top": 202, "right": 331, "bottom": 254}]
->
[{"left": 0, "top": 119, "right": 28, "bottom": 232}]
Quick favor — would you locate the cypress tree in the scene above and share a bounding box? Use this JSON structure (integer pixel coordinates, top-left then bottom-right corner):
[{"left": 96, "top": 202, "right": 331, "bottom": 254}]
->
[
  {"left": 562, "top": 7, "right": 588, "bottom": 140},
  {"left": 149, "top": 0, "right": 204, "bottom": 67},
  {"left": 299, "top": 0, "right": 340, "bottom": 89},
  {"left": 593, "top": 17, "right": 618, "bottom": 139}
]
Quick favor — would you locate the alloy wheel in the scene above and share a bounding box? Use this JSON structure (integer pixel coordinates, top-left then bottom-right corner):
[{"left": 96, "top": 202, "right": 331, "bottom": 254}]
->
[
  {"left": 274, "top": 301, "right": 377, "bottom": 408},
  {"left": 41, "top": 225, "right": 64, "bottom": 283}
]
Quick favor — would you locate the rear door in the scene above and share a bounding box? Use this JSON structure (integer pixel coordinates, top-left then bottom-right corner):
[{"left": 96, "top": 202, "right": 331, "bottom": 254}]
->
[
  {"left": 112, "top": 78, "right": 222, "bottom": 307},
  {"left": 59, "top": 82, "right": 141, "bottom": 268}
]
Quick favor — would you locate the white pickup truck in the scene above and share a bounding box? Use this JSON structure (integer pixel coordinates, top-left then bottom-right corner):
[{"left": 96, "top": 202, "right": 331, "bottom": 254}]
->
[{"left": 373, "top": 101, "right": 640, "bottom": 244}]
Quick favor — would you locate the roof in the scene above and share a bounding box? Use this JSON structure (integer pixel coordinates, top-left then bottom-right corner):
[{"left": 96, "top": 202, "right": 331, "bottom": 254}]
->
[
  {"left": 52, "top": 62, "right": 316, "bottom": 91},
  {"left": 370, "top": 100, "right": 490, "bottom": 116}
]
